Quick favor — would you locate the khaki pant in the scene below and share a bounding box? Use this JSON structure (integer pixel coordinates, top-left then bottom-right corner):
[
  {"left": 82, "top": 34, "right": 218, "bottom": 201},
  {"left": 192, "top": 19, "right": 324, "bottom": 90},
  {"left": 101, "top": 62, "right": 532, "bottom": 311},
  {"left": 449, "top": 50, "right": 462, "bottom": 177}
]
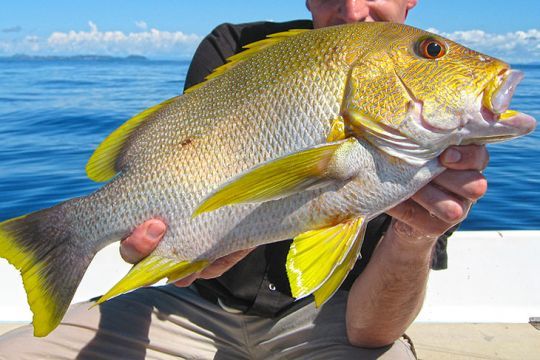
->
[{"left": 0, "top": 286, "right": 415, "bottom": 359}]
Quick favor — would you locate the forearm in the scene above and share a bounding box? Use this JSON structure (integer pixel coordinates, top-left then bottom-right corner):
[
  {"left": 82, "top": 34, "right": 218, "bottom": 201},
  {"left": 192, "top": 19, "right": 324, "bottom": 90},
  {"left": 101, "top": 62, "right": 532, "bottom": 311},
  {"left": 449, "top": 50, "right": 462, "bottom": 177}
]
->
[{"left": 346, "top": 220, "right": 437, "bottom": 347}]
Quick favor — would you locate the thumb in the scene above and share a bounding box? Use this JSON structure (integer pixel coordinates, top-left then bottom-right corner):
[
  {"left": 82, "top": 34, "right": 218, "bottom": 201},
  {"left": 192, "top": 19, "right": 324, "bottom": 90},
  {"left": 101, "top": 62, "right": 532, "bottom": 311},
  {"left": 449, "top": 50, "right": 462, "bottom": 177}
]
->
[{"left": 120, "top": 219, "right": 166, "bottom": 263}]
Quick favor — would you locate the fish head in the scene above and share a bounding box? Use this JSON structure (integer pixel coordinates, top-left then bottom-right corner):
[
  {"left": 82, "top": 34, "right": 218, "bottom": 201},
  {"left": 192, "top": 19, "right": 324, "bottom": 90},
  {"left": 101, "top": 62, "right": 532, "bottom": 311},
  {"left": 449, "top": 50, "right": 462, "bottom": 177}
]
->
[{"left": 343, "top": 23, "right": 536, "bottom": 162}]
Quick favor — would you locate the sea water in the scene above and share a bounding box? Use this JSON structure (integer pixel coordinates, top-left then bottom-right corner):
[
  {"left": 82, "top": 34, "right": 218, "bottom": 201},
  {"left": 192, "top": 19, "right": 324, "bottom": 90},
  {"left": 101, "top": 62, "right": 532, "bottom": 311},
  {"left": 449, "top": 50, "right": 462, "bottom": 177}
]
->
[{"left": 0, "top": 59, "right": 538, "bottom": 230}]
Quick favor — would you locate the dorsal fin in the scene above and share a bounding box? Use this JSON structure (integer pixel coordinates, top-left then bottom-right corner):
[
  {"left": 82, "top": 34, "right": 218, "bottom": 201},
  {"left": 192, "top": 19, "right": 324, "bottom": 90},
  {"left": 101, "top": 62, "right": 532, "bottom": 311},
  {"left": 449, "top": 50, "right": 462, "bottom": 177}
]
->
[
  {"left": 85, "top": 97, "right": 178, "bottom": 182},
  {"left": 184, "top": 29, "right": 310, "bottom": 94}
]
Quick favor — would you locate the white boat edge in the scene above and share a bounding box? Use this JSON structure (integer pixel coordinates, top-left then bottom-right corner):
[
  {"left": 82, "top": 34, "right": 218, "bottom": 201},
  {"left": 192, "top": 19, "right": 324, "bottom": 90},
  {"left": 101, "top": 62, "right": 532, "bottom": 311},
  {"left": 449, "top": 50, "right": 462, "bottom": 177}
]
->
[{"left": 1, "top": 230, "right": 539, "bottom": 324}]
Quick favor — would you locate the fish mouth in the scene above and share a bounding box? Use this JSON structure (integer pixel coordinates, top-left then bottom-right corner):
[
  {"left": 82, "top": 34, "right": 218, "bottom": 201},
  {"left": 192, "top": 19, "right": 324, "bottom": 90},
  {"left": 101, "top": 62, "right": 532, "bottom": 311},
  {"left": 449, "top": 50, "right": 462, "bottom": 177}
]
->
[
  {"left": 482, "top": 69, "right": 536, "bottom": 133},
  {"left": 464, "top": 70, "right": 536, "bottom": 144}
]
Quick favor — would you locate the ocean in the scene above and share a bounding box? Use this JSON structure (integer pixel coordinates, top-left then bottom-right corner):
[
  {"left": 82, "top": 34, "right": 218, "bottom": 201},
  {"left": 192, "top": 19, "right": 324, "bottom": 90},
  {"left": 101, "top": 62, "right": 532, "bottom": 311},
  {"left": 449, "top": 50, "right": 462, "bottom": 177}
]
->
[{"left": 0, "top": 58, "right": 538, "bottom": 230}]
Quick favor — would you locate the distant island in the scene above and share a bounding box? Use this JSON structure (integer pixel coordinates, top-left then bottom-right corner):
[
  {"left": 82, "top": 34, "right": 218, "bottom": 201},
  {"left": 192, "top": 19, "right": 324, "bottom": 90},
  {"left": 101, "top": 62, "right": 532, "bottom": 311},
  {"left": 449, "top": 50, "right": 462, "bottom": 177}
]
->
[{"left": 0, "top": 54, "right": 148, "bottom": 61}]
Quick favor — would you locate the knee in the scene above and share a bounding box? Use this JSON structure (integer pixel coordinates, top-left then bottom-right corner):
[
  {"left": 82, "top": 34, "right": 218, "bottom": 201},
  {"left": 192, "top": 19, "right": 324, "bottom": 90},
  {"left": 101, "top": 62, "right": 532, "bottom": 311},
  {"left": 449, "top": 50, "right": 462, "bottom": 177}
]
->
[{"left": 0, "top": 325, "right": 39, "bottom": 355}]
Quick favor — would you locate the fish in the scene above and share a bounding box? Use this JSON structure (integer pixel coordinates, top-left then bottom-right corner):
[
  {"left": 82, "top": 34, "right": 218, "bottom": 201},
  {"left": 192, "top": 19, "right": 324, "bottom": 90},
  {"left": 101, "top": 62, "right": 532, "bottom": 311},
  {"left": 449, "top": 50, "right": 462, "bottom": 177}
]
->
[{"left": 0, "top": 22, "right": 536, "bottom": 337}]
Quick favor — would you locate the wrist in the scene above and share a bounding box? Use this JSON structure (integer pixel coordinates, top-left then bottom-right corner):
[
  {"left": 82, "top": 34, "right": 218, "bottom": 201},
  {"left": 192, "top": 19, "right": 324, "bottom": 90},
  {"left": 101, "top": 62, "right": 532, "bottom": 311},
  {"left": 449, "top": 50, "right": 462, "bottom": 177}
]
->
[{"left": 382, "top": 220, "right": 438, "bottom": 264}]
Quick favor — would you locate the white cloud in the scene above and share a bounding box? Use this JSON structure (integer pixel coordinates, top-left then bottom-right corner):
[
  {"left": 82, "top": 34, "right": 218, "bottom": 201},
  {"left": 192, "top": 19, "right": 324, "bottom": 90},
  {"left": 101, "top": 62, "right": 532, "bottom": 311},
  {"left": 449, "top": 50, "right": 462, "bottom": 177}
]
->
[
  {"left": 0, "top": 21, "right": 202, "bottom": 58},
  {"left": 428, "top": 28, "right": 540, "bottom": 63},
  {"left": 0, "top": 35, "right": 43, "bottom": 54},
  {"left": 25, "top": 35, "right": 40, "bottom": 52},
  {"left": 1, "top": 23, "right": 540, "bottom": 63},
  {"left": 135, "top": 21, "right": 147, "bottom": 30}
]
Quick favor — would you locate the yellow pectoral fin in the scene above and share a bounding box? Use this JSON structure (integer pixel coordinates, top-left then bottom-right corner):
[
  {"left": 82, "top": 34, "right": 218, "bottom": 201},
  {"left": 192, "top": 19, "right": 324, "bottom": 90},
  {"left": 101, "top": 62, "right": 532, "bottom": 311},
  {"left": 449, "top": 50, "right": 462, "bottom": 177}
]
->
[
  {"left": 286, "top": 217, "right": 366, "bottom": 302},
  {"left": 96, "top": 256, "right": 208, "bottom": 304},
  {"left": 193, "top": 139, "right": 360, "bottom": 217},
  {"left": 326, "top": 116, "right": 347, "bottom": 142}
]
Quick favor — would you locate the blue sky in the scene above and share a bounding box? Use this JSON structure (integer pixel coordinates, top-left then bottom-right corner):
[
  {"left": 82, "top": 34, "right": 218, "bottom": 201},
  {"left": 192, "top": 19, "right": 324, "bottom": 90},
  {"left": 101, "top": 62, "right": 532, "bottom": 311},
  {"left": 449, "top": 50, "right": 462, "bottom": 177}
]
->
[{"left": 1, "top": 1, "right": 539, "bottom": 62}]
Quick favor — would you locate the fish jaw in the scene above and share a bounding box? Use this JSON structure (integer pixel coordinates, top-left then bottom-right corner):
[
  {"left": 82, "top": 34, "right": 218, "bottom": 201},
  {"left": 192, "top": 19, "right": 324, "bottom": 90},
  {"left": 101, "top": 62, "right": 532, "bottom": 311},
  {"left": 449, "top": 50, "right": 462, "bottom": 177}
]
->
[
  {"left": 460, "top": 70, "right": 536, "bottom": 144},
  {"left": 396, "top": 68, "right": 536, "bottom": 152},
  {"left": 460, "top": 109, "right": 536, "bottom": 145}
]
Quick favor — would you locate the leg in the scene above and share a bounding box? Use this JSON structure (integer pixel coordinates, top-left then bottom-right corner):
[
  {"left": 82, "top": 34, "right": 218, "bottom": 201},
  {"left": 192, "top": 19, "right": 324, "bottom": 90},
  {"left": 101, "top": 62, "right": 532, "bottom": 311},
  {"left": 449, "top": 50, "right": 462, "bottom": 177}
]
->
[
  {"left": 0, "top": 286, "right": 249, "bottom": 360},
  {"left": 248, "top": 290, "right": 416, "bottom": 360}
]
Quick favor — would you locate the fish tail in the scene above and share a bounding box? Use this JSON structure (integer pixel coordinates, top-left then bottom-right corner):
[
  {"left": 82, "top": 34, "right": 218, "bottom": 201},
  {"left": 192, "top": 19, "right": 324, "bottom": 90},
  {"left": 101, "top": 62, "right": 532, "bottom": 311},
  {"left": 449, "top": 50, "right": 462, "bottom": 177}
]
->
[{"left": 0, "top": 202, "right": 95, "bottom": 337}]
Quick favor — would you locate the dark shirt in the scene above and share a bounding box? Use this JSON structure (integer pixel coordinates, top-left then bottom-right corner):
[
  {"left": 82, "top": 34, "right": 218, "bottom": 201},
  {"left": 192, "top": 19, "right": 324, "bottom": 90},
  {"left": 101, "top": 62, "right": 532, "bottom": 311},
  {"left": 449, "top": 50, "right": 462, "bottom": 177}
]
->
[{"left": 188, "top": 20, "right": 451, "bottom": 317}]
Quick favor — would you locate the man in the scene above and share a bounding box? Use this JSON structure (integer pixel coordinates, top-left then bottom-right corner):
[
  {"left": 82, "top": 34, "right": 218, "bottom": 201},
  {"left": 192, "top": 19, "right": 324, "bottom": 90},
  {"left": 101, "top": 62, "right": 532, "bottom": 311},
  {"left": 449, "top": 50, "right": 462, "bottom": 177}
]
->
[
  {"left": 124, "top": 0, "right": 488, "bottom": 347},
  {"left": 0, "top": 1, "right": 489, "bottom": 358}
]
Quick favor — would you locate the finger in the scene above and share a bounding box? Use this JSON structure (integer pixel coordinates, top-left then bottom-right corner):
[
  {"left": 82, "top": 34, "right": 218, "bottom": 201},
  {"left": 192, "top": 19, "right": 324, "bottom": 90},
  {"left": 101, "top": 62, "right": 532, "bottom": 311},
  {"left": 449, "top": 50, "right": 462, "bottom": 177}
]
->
[
  {"left": 199, "top": 248, "right": 255, "bottom": 279},
  {"left": 432, "top": 170, "right": 488, "bottom": 201},
  {"left": 120, "top": 219, "right": 166, "bottom": 263},
  {"left": 440, "top": 145, "right": 489, "bottom": 171},
  {"left": 386, "top": 199, "right": 452, "bottom": 237},
  {"left": 411, "top": 183, "right": 471, "bottom": 224}
]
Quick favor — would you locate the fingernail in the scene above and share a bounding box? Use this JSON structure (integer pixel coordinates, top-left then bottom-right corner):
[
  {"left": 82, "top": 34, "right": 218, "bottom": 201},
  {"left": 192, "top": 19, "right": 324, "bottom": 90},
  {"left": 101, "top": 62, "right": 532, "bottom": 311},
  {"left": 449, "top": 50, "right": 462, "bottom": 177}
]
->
[
  {"left": 120, "top": 246, "right": 140, "bottom": 263},
  {"left": 147, "top": 223, "right": 165, "bottom": 240},
  {"left": 443, "top": 149, "right": 461, "bottom": 163}
]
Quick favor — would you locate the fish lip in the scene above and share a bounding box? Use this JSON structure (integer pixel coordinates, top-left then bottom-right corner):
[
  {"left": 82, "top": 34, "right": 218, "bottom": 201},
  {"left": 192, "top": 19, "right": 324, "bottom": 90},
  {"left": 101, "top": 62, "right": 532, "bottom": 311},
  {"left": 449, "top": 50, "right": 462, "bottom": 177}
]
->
[
  {"left": 497, "top": 111, "right": 537, "bottom": 134},
  {"left": 486, "top": 69, "right": 524, "bottom": 115},
  {"left": 479, "top": 99, "right": 536, "bottom": 133},
  {"left": 466, "top": 109, "right": 537, "bottom": 144}
]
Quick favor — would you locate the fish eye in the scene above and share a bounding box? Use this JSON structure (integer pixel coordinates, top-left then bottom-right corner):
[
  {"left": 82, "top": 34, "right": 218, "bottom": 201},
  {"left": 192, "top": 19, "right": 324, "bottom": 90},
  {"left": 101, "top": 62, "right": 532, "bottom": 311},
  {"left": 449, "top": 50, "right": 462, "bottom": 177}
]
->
[{"left": 417, "top": 38, "right": 447, "bottom": 60}]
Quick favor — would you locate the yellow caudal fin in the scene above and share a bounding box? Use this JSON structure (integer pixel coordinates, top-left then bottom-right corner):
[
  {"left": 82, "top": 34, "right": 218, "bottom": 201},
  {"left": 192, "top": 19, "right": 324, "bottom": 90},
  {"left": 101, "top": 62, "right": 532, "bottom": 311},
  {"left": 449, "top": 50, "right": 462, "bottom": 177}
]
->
[
  {"left": 193, "top": 139, "right": 361, "bottom": 217},
  {"left": 184, "top": 29, "right": 310, "bottom": 94},
  {"left": 0, "top": 205, "right": 96, "bottom": 337},
  {"left": 85, "top": 97, "right": 179, "bottom": 182},
  {"left": 286, "top": 217, "right": 366, "bottom": 303},
  {"left": 96, "top": 256, "right": 208, "bottom": 304}
]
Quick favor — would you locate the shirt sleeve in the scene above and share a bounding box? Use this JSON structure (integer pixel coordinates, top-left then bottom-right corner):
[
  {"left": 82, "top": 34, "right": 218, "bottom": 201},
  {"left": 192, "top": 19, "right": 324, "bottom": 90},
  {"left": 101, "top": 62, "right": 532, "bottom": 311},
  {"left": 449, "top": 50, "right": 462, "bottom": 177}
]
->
[{"left": 183, "top": 23, "right": 242, "bottom": 91}]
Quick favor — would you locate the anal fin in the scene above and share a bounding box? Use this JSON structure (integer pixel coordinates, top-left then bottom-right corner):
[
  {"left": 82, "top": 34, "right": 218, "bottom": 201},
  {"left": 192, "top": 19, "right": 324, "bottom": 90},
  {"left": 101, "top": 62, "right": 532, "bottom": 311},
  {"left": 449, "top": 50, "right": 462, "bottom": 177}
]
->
[{"left": 96, "top": 256, "right": 208, "bottom": 304}]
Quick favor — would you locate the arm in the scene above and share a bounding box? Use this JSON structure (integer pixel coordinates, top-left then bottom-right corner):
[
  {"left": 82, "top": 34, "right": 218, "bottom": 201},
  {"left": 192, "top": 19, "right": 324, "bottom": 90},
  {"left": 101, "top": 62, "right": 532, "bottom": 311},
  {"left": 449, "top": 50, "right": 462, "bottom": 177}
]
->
[{"left": 345, "top": 144, "right": 489, "bottom": 347}]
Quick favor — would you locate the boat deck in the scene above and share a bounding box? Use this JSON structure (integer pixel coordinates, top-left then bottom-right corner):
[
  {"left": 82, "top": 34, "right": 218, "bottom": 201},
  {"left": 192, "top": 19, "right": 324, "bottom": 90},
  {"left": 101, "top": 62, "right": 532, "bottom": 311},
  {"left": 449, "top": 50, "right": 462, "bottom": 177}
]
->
[
  {"left": 408, "top": 323, "right": 539, "bottom": 359},
  {"left": 1, "top": 322, "right": 538, "bottom": 359}
]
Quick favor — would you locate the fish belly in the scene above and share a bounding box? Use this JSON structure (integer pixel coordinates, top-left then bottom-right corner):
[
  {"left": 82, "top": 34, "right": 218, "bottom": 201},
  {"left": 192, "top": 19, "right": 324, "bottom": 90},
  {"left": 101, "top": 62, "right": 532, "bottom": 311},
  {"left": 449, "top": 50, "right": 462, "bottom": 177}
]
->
[{"left": 148, "top": 140, "right": 445, "bottom": 262}]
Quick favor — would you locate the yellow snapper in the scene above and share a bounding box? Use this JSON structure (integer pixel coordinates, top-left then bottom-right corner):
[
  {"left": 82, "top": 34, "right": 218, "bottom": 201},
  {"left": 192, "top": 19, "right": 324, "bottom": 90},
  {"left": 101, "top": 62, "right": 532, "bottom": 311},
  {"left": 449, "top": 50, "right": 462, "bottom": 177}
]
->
[{"left": 0, "top": 22, "right": 536, "bottom": 337}]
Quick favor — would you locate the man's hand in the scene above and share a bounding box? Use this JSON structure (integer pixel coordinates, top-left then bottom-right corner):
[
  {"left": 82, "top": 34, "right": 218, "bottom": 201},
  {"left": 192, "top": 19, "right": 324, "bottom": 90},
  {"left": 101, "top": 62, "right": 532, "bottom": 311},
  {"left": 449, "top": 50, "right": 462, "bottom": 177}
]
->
[
  {"left": 346, "top": 144, "right": 490, "bottom": 348},
  {"left": 120, "top": 219, "right": 166, "bottom": 263},
  {"left": 387, "top": 144, "right": 489, "bottom": 240},
  {"left": 120, "top": 219, "right": 254, "bottom": 286}
]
